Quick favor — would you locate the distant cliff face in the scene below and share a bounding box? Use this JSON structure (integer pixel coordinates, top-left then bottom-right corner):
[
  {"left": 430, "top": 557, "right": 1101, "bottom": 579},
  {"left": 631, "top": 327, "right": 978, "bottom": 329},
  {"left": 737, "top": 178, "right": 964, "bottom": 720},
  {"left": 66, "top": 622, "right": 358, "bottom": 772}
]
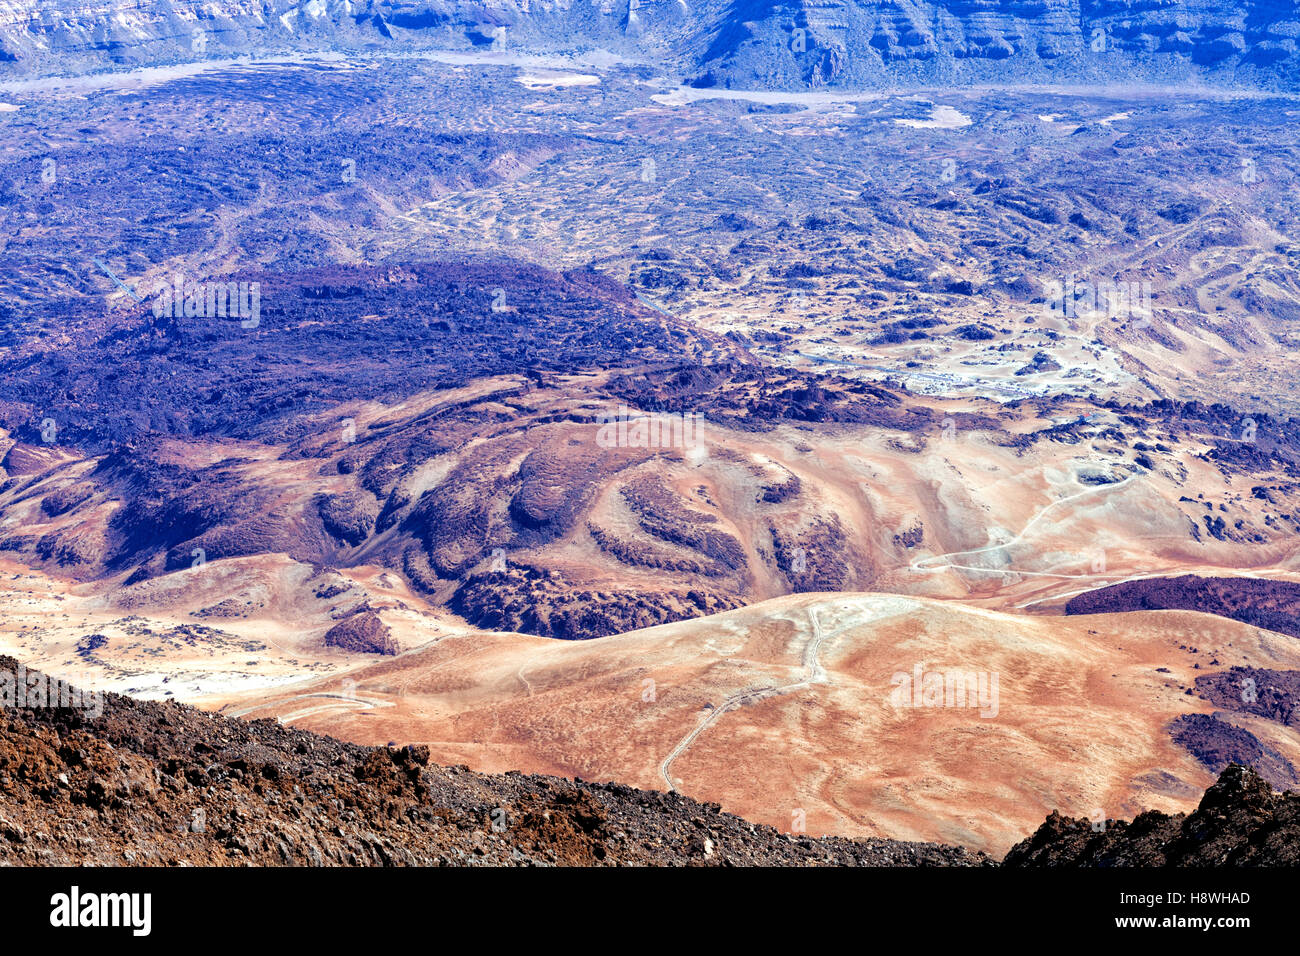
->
[
  {"left": 0, "top": 0, "right": 1296, "bottom": 88},
  {"left": 684, "top": 0, "right": 1300, "bottom": 89},
  {"left": 0, "top": 0, "right": 542, "bottom": 74}
]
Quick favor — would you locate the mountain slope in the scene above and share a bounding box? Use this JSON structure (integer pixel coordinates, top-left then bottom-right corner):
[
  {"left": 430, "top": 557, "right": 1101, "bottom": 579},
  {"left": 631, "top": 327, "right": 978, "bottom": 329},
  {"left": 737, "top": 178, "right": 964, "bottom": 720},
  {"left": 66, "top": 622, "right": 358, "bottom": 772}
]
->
[
  {"left": 0, "top": 655, "right": 991, "bottom": 865},
  {"left": 3, "top": 655, "right": 1297, "bottom": 865},
  {"left": 1, "top": 0, "right": 1297, "bottom": 89},
  {"left": 209, "top": 591, "right": 1300, "bottom": 855},
  {"left": 685, "top": 0, "right": 1300, "bottom": 89}
]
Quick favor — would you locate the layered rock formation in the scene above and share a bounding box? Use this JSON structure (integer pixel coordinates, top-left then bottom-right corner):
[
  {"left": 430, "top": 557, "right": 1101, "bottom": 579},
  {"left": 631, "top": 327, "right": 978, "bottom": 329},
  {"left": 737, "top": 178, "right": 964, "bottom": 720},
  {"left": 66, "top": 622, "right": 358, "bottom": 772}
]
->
[
  {"left": 687, "top": 0, "right": 1300, "bottom": 89},
  {"left": 1, "top": 1, "right": 1296, "bottom": 90}
]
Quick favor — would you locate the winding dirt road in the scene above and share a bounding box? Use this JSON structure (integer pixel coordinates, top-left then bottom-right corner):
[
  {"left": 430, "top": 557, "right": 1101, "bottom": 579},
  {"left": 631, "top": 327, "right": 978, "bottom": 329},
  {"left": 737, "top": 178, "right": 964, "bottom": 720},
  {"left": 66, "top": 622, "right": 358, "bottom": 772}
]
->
[
  {"left": 659, "top": 606, "right": 838, "bottom": 792},
  {"left": 909, "top": 465, "right": 1149, "bottom": 581}
]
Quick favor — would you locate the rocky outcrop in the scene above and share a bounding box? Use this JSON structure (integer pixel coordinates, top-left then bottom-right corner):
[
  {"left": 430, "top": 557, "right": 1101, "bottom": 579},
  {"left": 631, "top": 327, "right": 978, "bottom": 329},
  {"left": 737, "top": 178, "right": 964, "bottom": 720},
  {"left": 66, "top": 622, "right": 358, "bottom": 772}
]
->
[
  {"left": 688, "top": 0, "right": 1300, "bottom": 90},
  {"left": 323, "top": 610, "right": 398, "bottom": 655},
  {"left": 1195, "top": 667, "right": 1300, "bottom": 728},
  {"left": 1169, "top": 713, "right": 1299, "bottom": 791},
  {"left": 1065, "top": 574, "right": 1300, "bottom": 639},
  {"left": 1004, "top": 764, "right": 1300, "bottom": 866},
  {"left": 449, "top": 564, "right": 744, "bottom": 640}
]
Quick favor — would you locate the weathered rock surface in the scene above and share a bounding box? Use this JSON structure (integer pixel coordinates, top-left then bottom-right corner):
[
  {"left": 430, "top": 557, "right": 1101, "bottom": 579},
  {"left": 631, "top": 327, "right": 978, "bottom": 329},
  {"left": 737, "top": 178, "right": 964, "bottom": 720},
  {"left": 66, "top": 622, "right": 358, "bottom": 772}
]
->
[
  {"left": 1004, "top": 764, "right": 1300, "bottom": 867},
  {"left": 323, "top": 610, "right": 398, "bottom": 656},
  {"left": 2, "top": 1, "right": 1296, "bottom": 90}
]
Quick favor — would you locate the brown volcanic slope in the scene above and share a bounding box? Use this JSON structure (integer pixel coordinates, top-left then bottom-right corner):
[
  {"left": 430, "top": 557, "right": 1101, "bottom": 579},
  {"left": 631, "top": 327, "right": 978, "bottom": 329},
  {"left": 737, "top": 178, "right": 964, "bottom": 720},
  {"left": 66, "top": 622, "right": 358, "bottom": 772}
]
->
[
  {"left": 4, "top": 262, "right": 1300, "bottom": 645},
  {"left": 5, "top": 655, "right": 1298, "bottom": 867},
  {"left": 9, "top": 365, "right": 1300, "bottom": 645},
  {"left": 210, "top": 592, "right": 1300, "bottom": 856},
  {"left": 0, "top": 657, "right": 989, "bottom": 867}
]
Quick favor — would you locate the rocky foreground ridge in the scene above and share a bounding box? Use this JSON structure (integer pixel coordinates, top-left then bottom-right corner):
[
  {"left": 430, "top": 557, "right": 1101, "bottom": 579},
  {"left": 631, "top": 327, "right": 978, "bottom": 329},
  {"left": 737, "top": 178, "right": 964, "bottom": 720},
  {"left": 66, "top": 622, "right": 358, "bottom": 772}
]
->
[
  {"left": 0, "top": 657, "right": 1297, "bottom": 866},
  {"left": 1005, "top": 763, "right": 1300, "bottom": 866},
  {"left": 0, "top": 657, "right": 986, "bottom": 866}
]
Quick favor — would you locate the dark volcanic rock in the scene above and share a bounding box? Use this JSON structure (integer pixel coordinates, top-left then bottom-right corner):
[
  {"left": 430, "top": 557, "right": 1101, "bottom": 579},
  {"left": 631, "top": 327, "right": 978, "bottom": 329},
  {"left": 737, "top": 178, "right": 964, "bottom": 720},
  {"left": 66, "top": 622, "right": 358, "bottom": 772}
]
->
[
  {"left": 951, "top": 323, "right": 996, "bottom": 341},
  {"left": 1014, "top": 351, "right": 1063, "bottom": 376},
  {"left": 3, "top": 659, "right": 1300, "bottom": 867},
  {"left": 1169, "top": 713, "right": 1298, "bottom": 790},
  {"left": 323, "top": 611, "right": 398, "bottom": 656},
  {"left": 1195, "top": 667, "right": 1300, "bottom": 727},
  {"left": 449, "top": 564, "right": 744, "bottom": 640},
  {"left": 1004, "top": 765, "right": 1300, "bottom": 866},
  {"left": 606, "top": 361, "right": 933, "bottom": 432},
  {"left": 0, "top": 262, "right": 722, "bottom": 452},
  {"left": 1064, "top": 574, "right": 1300, "bottom": 639}
]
